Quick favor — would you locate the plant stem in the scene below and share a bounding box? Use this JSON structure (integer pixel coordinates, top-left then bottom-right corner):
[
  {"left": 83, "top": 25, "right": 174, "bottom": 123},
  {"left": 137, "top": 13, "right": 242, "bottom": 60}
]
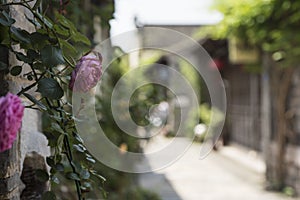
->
[
  {"left": 64, "top": 135, "right": 83, "bottom": 200},
  {"left": 0, "top": 0, "right": 35, "bottom": 7},
  {"left": 17, "top": 71, "right": 46, "bottom": 96},
  {"left": 56, "top": 99, "right": 83, "bottom": 200}
]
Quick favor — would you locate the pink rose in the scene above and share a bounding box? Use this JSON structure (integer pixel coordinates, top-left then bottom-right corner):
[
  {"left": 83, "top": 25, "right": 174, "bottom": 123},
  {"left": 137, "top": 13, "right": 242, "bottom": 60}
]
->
[
  {"left": 69, "top": 52, "right": 102, "bottom": 93},
  {"left": 0, "top": 93, "right": 24, "bottom": 152}
]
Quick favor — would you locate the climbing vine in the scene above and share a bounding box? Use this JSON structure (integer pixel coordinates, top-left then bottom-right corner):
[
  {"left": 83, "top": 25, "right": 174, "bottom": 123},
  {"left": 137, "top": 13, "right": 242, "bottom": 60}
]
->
[{"left": 0, "top": 0, "right": 106, "bottom": 199}]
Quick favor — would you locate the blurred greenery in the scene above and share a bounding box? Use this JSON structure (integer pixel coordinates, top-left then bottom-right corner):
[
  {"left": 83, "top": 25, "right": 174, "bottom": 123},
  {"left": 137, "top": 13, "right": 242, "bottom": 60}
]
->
[
  {"left": 0, "top": 0, "right": 107, "bottom": 198},
  {"left": 178, "top": 58, "right": 200, "bottom": 138},
  {"left": 121, "top": 187, "right": 161, "bottom": 200},
  {"left": 96, "top": 50, "right": 140, "bottom": 152},
  {"left": 198, "top": 0, "right": 300, "bottom": 66},
  {"left": 186, "top": 103, "right": 224, "bottom": 142},
  {"left": 94, "top": 49, "right": 163, "bottom": 199},
  {"left": 35, "top": 1, "right": 160, "bottom": 199},
  {"left": 283, "top": 186, "right": 296, "bottom": 197},
  {"left": 198, "top": 0, "right": 300, "bottom": 191},
  {"left": 179, "top": 58, "right": 201, "bottom": 98},
  {"left": 43, "top": 0, "right": 114, "bottom": 42}
]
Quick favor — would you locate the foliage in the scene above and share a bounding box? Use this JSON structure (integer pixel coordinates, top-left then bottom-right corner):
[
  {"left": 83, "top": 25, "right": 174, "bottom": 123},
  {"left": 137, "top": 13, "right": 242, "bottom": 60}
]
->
[
  {"left": 95, "top": 49, "right": 161, "bottom": 199},
  {"left": 121, "top": 187, "right": 161, "bottom": 200},
  {"left": 139, "top": 50, "right": 162, "bottom": 66},
  {"left": 41, "top": 0, "right": 114, "bottom": 41},
  {"left": 0, "top": 1, "right": 160, "bottom": 199},
  {"left": 186, "top": 103, "right": 224, "bottom": 141},
  {"left": 178, "top": 57, "right": 202, "bottom": 139},
  {"left": 283, "top": 186, "right": 296, "bottom": 197},
  {"left": 96, "top": 50, "right": 141, "bottom": 153},
  {"left": 130, "top": 53, "right": 174, "bottom": 127},
  {"left": 0, "top": 1, "right": 106, "bottom": 199},
  {"left": 201, "top": 0, "right": 300, "bottom": 190},
  {"left": 179, "top": 58, "right": 201, "bottom": 98},
  {"left": 95, "top": 50, "right": 134, "bottom": 196},
  {"left": 200, "top": 0, "right": 300, "bottom": 65}
]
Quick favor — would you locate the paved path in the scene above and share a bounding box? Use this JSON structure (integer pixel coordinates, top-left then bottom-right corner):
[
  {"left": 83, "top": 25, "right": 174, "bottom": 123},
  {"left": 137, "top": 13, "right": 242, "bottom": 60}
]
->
[{"left": 137, "top": 136, "right": 298, "bottom": 200}]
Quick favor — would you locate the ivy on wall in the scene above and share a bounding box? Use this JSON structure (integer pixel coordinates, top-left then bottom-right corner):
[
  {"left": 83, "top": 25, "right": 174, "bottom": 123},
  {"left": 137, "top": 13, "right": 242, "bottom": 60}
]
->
[{"left": 0, "top": 1, "right": 106, "bottom": 199}]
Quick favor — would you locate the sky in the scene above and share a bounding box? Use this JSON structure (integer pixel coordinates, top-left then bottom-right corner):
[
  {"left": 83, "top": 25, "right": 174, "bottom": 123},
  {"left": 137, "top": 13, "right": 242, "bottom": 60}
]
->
[{"left": 110, "top": 0, "right": 223, "bottom": 37}]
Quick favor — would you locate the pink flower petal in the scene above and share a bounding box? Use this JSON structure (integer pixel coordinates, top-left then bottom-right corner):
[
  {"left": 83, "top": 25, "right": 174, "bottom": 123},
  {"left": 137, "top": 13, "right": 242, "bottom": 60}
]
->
[
  {"left": 0, "top": 93, "right": 24, "bottom": 153},
  {"left": 69, "top": 52, "right": 103, "bottom": 93}
]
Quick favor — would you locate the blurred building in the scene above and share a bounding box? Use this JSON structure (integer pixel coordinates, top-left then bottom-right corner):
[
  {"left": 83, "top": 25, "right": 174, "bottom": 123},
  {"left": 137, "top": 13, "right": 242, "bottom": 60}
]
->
[{"left": 110, "top": 0, "right": 300, "bottom": 196}]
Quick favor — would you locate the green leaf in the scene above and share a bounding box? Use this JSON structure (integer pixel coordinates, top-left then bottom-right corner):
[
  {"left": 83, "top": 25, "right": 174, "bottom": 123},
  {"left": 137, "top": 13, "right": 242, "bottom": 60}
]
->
[
  {"left": 32, "top": 62, "right": 45, "bottom": 70},
  {"left": 0, "top": 17, "right": 12, "bottom": 26},
  {"left": 23, "top": 93, "right": 47, "bottom": 111},
  {"left": 81, "top": 181, "right": 92, "bottom": 191},
  {"left": 54, "top": 163, "right": 64, "bottom": 172},
  {"left": 42, "top": 191, "right": 56, "bottom": 200},
  {"left": 51, "top": 122, "right": 65, "bottom": 134},
  {"left": 37, "top": 78, "right": 64, "bottom": 99},
  {"left": 59, "top": 39, "right": 77, "bottom": 57},
  {"left": 82, "top": 181, "right": 92, "bottom": 188},
  {"left": 57, "top": 134, "right": 65, "bottom": 151},
  {"left": 66, "top": 172, "right": 81, "bottom": 181},
  {"left": 54, "top": 24, "right": 70, "bottom": 37},
  {"left": 51, "top": 175, "right": 60, "bottom": 184},
  {"left": 35, "top": 12, "right": 53, "bottom": 29},
  {"left": 43, "top": 131, "right": 59, "bottom": 147},
  {"left": 0, "top": 61, "right": 8, "bottom": 71},
  {"left": 41, "top": 45, "right": 65, "bottom": 68},
  {"left": 35, "top": 169, "right": 49, "bottom": 182},
  {"left": 48, "top": 37, "right": 58, "bottom": 45},
  {"left": 27, "top": 49, "right": 40, "bottom": 60},
  {"left": 86, "top": 155, "right": 96, "bottom": 164},
  {"left": 0, "top": 26, "right": 10, "bottom": 45},
  {"left": 10, "top": 66, "right": 22, "bottom": 76},
  {"left": 74, "top": 133, "right": 84, "bottom": 143},
  {"left": 80, "top": 169, "right": 90, "bottom": 180},
  {"left": 72, "top": 42, "right": 91, "bottom": 58},
  {"left": 30, "top": 32, "right": 48, "bottom": 42},
  {"left": 25, "top": 15, "right": 41, "bottom": 27},
  {"left": 55, "top": 154, "right": 62, "bottom": 163},
  {"left": 71, "top": 161, "right": 83, "bottom": 173},
  {"left": 10, "top": 26, "right": 30, "bottom": 44},
  {"left": 73, "top": 144, "right": 85, "bottom": 153},
  {"left": 33, "top": 0, "right": 42, "bottom": 10},
  {"left": 0, "top": 10, "right": 15, "bottom": 26},
  {"left": 46, "top": 157, "right": 55, "bottom": 167},
  {"left": 71, "top": 32, "right": 91, "bottom": 46},
  {"left": 16, "top": 52, "right": 33, "bottom": 63},
  {"left": 30, "top": 32, "right": 49, "bottom": 50},
  {"left": 90, "top": 170, "right": 106, "bottom": 181},
  {"left": 55, "top": 12, "right": 76, "bottom": 31}
]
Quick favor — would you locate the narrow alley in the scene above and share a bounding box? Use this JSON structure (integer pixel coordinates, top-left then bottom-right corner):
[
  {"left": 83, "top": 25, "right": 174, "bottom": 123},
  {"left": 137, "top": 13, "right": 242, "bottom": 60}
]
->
[{"left": 138, "top": 136, "right": 297, "bottom": 200}]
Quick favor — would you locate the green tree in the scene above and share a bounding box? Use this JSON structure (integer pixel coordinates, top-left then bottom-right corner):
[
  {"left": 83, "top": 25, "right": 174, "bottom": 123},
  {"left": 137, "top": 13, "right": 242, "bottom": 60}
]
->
[
  {"left": 201, "top": 0, "right": 300, "bottom": 190},
  {"left": 203, "top": 0, "right": 300, "bottom": 63}
]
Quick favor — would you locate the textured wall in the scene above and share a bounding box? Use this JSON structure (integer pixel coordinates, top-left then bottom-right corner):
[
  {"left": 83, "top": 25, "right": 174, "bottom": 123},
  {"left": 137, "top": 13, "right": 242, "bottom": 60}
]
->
[{"left": 0, "top": 3, "right": 50, "bottom": 200}]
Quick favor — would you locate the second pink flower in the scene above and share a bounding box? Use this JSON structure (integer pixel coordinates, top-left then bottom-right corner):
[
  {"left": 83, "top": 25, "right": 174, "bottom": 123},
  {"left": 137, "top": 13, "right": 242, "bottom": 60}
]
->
[{"left": 69, "top": 52, "right": 103, "bottom": 93}]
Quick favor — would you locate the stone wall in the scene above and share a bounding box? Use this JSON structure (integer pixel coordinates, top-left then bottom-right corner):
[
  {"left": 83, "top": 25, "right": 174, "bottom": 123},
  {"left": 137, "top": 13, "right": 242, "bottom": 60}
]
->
[{"left": 0, "top": 3, "right": 50, "bottom": 200}]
